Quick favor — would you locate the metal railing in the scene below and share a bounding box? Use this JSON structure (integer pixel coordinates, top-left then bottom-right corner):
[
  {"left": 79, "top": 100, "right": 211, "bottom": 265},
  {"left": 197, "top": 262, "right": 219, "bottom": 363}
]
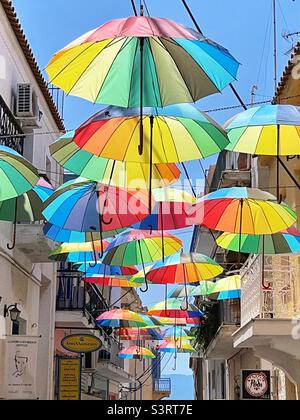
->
[
  {"left": 0, "top": 94, "right": 24, "bottom": 154},
  {"left": 98, "top": 343, "right": 124, "bottom": 369},
  {"left": 240, "top": 254, "right": 300, "bottom": 326},
  {"left": 56, "top": 269, "right": 108, "bottom": 320},
  {"left": 153, "top": 378, "right": 171, "bottom": 394}
]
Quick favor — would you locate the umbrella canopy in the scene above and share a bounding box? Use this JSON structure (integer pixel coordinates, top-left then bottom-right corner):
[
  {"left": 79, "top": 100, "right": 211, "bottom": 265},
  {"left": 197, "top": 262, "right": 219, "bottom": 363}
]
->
[
  {"left": 48, "top": 241, "right": 110, "bottom": 262},
  {"left": 163, "top": 327, "right": 194, "bottom": 341},
  {"left": 157, "top": 340, "right": 196, "bottom": 353},
  {"left": 0, "top": 178, "right": 53, "bottom": 222},
  {"left": 169, "top": 281, "right": 216, "bottom": 298},
  {"left": 225, "top": 104, "right": 300, "bottom": 156},
  {"left": 115, "top": 328, "right": 163, "bottom": 341},
  {"left": 158, "top": 317, "right": 202, "bottom": 327},
  {"left": 212, "top": 275, "right": 241, "bottom": 301},
  {"left": 96, "top": 309, "right": 147, "bottom": 328},
  {"left": 190, "top": 187, "right": 297, "bottom": 235},
  {"left": 118, "top": 345, "right": 155, "bottom": 359},
  {"left": 148, "top": 299, "right": 203, "bottom": 318},
  {"left": 51, "top": 131, "right": 181, "bottom": 188},
  {"left": 43, "top": 179, "right": 152, "bottom": 233},
  {"left": 46, "top": 16, "right": 239, "bottom": 107},
  {"left": 85, "top": 277, "right": 142, "bottom": 288},
  {"left": 71, "top": 104, "right": 229, "bottom": 164},
  {"left": 77, "top": 262, "right": 138, "bottom": 277},
  {"left": 43, "top": 223, "right": 124, "bottom": 243},
  {"left": 0, "top": 145, "right": 39, "bottom": 201},
  {"left": 139, "top": 314, "right": 162, "bottom": 329},
  {"left": 103, "top": 230, "right": 182, "bottom": 266},
  {"left": 132, "top": 188, "right": 196, "bottom": 231},
  {"left": 216, "top": 228, "right": 300, "bottom": 255},
  {"left": 146, "top": 252, "right": 224, "bottom": 284}
]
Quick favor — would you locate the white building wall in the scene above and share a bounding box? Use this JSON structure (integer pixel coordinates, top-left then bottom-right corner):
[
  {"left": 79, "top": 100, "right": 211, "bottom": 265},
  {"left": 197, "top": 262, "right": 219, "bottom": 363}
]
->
[{"left": 0, "top": 3, "right": 62, "bottom": 400}]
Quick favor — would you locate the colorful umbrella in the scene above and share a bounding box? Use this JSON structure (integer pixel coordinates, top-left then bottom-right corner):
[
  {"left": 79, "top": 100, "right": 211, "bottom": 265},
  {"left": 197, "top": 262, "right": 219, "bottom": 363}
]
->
[
  {"left": 77, "top": 262, "right": 137, "bottom": 277},
  {"left": 115, "top": 328, "right": 163, "bottom": 341},
  {"left": 51, "top": 131, "right": 181, "bottom": 188},
  {"left": 85, "top": 277, "right": 142, "bottom": 288},
  {"left": 43, "top": 179, "right": 153, "bottom": 258},
  {"left": 139, "top": 314, "right": 162, "bottom": 329},
  {"left": 148, "top": 299, "right": 203, "bottom": 319},
  {"left": 0, "top": 178, "right": 53, "bottom": 249},
  {"left": 157, "top": 340, "right": 196, "bottom": 353},
  {"left": 224, "top": 105, "right": 300, "bottom": 200},
  {"left": 96, "top": 309, "right": 147, "bottom": 328},
  {"left": 190, "top": 187, "right": 297, "bottom": 235},
  {"left": 103, "top": 230, "right": 182, "bottom": 292},
  {"left": 72, "top": 104, "right": 229, "bottom": 164},
  {"left": 0, "top": 145, "right": 39, "bottom": 201},
  {"left": 216, "top": 228, "right": 300, "bottom": 255},
  {"left": 132, "top": 188, "right": 196, "bottom": 232},
  {"left": 118, "top": 346, "right": 155, "bottom": 360},
  {"left": 158, "top": 317, "right": 202, "bottom": 327},
  {"left": 212, "top": 275, "right": 241, "bottom": 301},
  {"left": 48, "top": 241, "right": 110, "bottom": 263},
  {"left": 163, "top": 327, "right": 194, "bottom": 341},
  {"left": 168, "top": 281, "right": 216, "bottom": 298},
  {"left": 46, "top": 16, "right": 239, "bottom": 107},
  {"left": 43, "top": 223, "right": 124, "bottom": 243}
]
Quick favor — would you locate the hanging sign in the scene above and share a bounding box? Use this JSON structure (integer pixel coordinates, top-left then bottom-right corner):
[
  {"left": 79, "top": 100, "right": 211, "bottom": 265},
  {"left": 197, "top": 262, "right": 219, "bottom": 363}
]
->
[
  {"left": 61, "top": 334, "right": 102, "bottom": 354},
  {"left": 241, "top": 370, "right": 271, "bottom": 400},
  {"left": 57, "top": 357, "right": 82, "bottom": 400},
  {"left": 0, "top": 335, "right": 39, "bottom": 400}
]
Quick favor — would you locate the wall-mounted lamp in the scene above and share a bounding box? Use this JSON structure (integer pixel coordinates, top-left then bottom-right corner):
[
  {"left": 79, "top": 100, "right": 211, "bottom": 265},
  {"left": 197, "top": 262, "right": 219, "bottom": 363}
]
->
[{"left": 4, "top": 303, "right": 21, "bottom": 322}]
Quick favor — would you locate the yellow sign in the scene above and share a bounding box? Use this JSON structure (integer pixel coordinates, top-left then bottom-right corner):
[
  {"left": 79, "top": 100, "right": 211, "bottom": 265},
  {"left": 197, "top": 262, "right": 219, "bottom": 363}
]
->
[
  {"left": 61, "top": 334, "right": 102, "bottom": 354},
  {"left": 58, "top": 357, "right": 81, "bottom": 401}
]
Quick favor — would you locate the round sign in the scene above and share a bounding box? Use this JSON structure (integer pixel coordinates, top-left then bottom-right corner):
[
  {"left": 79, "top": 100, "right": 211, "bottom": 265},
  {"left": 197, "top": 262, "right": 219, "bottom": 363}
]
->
[
  {"left": 244, "top": 372, "right": 269, "bottom": 397},
  {"left": 61, "top": 334, "right": 102, "bottom": 354}
]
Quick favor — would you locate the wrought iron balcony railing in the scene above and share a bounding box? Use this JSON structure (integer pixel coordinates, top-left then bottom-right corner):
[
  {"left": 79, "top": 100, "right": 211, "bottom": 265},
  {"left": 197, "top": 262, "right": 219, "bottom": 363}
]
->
[
  {"left": 240, "top": 254, "right": 300, "bottom": 326},
  {"left": 56, "top": 268, "right": 108, "bottom": 321},
  {"left": 153, "top": 378, "right": 171, "bottom": 394},
  {"left": 0, "top": 94, "right": 24, "bottom": 154}
]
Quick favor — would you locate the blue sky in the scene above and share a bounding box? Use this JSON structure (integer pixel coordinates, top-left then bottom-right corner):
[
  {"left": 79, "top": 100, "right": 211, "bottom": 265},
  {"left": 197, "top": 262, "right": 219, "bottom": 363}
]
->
[{"left": 12, "top": 0, "right": 300, "bottom": 376}]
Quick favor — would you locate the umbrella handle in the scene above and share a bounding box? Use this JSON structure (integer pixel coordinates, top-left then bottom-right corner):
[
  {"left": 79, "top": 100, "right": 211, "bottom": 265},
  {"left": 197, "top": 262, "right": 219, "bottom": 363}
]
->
[
  {"left": 172, "top": 352, "right": 177, "bottom": 371},
  {"left": 148, "top": 225, "right": 153, "bottom": 235},
  {"left": 180, "top": 270, "right": 189, "bottom": 311},
  {"left": 101, "top": 214, "right": 113, "bottom": 226},
  {"left": 140, "top": 276, "right": 149, "bottom": 293},
  {"left": 7, "top": 220, "right": 17, "bottom": 251}
]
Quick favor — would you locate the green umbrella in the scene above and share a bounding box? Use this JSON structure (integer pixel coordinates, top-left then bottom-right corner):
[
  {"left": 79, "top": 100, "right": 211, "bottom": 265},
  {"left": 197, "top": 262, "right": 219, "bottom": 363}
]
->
[{"left": 0, "top": 146, "right": 39, "bottom": 201}]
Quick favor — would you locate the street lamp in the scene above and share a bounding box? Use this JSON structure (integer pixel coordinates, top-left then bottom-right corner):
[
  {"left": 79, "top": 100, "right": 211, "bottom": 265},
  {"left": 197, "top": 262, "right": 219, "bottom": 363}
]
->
[{"left": 4, "top": 303, "right": 21, "bottom": 322}]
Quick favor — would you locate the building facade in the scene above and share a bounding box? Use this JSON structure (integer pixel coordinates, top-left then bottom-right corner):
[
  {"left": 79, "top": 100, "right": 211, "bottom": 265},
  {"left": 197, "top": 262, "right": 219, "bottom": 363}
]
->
[{"left": 0, "top": 0, "right": 64, "bottom": 400}]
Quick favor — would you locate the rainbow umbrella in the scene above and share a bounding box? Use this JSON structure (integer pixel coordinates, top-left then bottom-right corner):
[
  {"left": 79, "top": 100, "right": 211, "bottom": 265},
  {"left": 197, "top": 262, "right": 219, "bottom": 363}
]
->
[
  {"left": 212, "top": 275, "right": 241, "bottom": 301},
  {"left": 148, "top": 299, "right": 203, "bottom": 319},
  {"left": 139, "top": 314, "right": 162, "bottom": 329},
  {"left": 71, "top": 104, "right": 229, "bottom": 164},
  {"left": 0, "top": 145, "right": 39, "bottom": 201},
  {"left": 217, "top": 228, "right": 300, "bottom": 255},
  {"left": 157, "top": 340, "right": 196, "bottom": 353},
  {"left": 0, "top": 178, "right": 53, "bottom": 249},
  {"left": 225, "top": 105, "right": 300, "bottom": 200},
  {"left": 46, "top": 16, "right": 239, "bottom": 107},
  {"left": 43, "top": 223, "right": 124, "bottom": 243},
  {"left": 85, "top": 277, "right": 142, "bottom": 288},
  {"left": 96, "top": 309, "right": 147, "bottom": 328},
  {"left": 158, "top": 317, "right": 202, "bottom": 327},
  {"left": 51, "top": 131, "right": 181, "bottom": 188},
  {"left": 115, "top": 328, "right": 163, "bottom": 341},
  {"left": 77, "top": 262, "right": 137, "bottom": 278},
  {"left": 103, "top": 230, "right": 182, "bottom": 292},
  {"left": 132, "top": 188, "right": 196, "bottom": 233},
  {"left": 48, "top": 241, "right": 110, "bottom": 263},
  {"left": 190, "top": 187, "right": 297, "bottom": 235},
  {"left": 169, "top": 281, "right": 216, "bottom": 298},
  {"left": 43, "top": 179, "right": 153, "bottom": 258},
  {"left": 163, "top": 327, "right": 194, "bottom": 341},
  {"left": 118, "top": 346, "right": 155, "bottom": 360}
]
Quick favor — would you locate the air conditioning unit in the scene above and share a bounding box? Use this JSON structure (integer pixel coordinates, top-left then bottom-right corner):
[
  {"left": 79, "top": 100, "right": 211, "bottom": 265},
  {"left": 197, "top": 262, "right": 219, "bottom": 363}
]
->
[{"left": 15, "top": 83, "right": 41, "bottom": 128}]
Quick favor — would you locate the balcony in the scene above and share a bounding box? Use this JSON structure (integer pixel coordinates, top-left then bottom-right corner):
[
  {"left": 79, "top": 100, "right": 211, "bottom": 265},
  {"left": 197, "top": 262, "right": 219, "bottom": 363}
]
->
[
  {"left": 233, "top": 254, "right": 300, "bottom": 379},
  {"left": 204, "top": 300, "right": 241, "bottom": 360},
  {"left": 56, "top": 268, "right": 108, "bottom": 328},
  {"left": 0, "top": 94, "right": 24, "bottom": 154},
  {"left": 153, "top": 378, "right": 171, "bottom": 400},
  {"left": 97, "top": 344, "right": 133, "bottom": 384},
  {"left": 16, "top": 223, "right": 56, "bottom": 262}
]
